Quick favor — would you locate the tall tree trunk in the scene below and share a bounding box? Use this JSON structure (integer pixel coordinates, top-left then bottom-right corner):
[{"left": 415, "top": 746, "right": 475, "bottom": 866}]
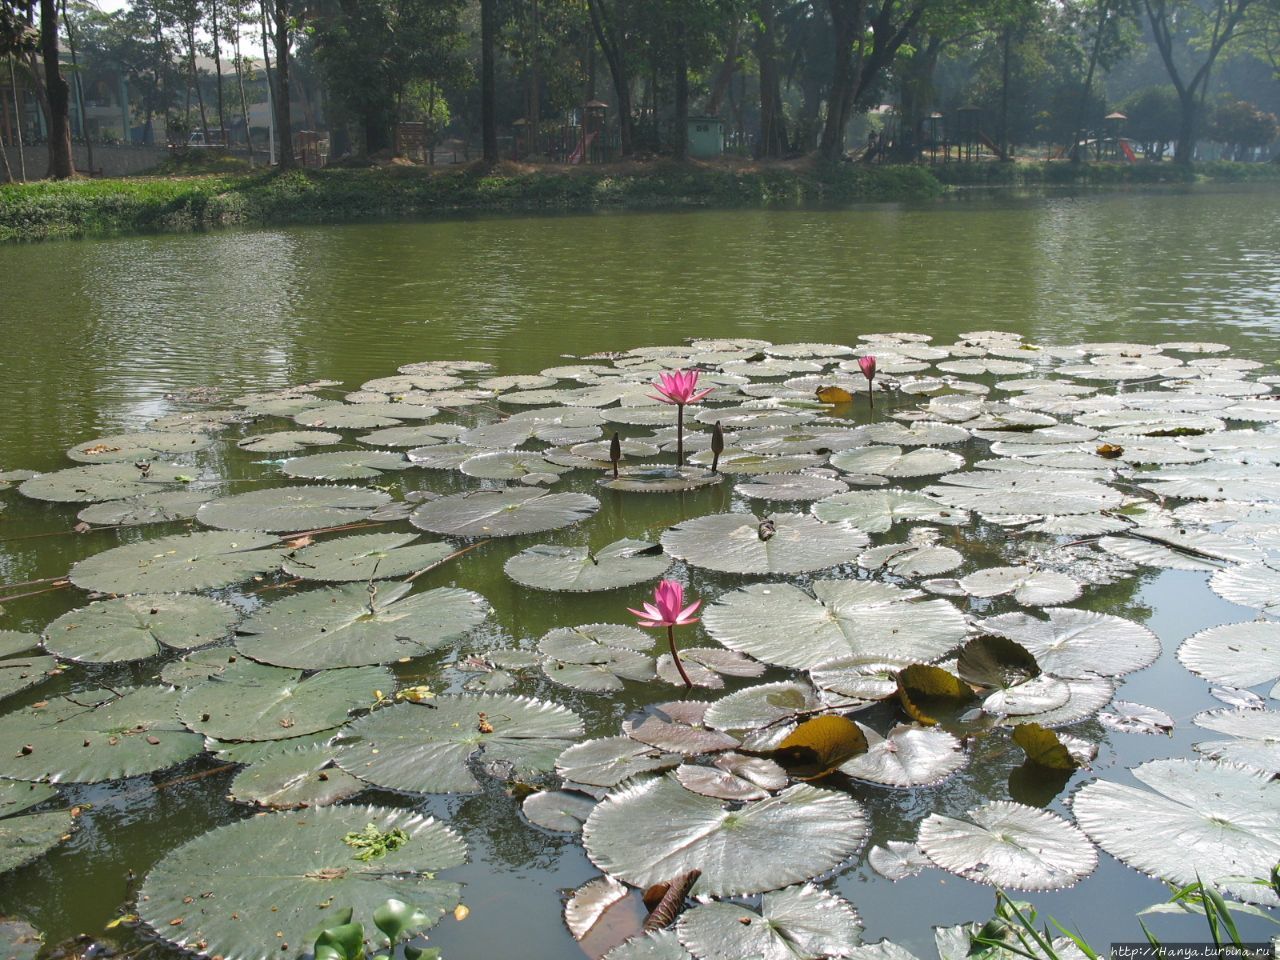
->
[
  {"left": 232, "top": 24, "right": 254, "bottom": 164},
  {"left": 1071, "top": 0, "right": 1109, "bottom": 162},
  {"left": 187, "top": 21, "right": 210, "bottom": 143},
  {"left": 997, "top": 23, "right": 1011, "bottom": 159},
  {"left": 271, "top": 0, "right": 294, "bottom": 168},
  {"left": 8, "top": 55, "right": 26, "bottom": 181},
  {"left": 705, "top": 24, "right": 738, "bottom": 116},
  {"left": 1175, "top": 90, "right": 1197, "bottom": 164},
  {"left": 59, "top": 0, "right": 93, "bottom": 173},
  {"left": 0, "top": 117, "right": 13, "bottom": 183},
  {"left": 39, "top": 0, "right": 73, "bottom": 178},
  {"left": 586, "top": 0, "right": 634, "bottom": 156},
  {"left": 481, "top": 0, "right": 497, "bottom": 163},
  {"left": 673, "top": 22, "right": 688, "bottom": 159},
  {"left": 818, "top": 0, "right": 860, "bottom": 160},
  {"left": 754, "top": 0, "right": 787, "bottom": 158},
  {"left": 212, "top": 0, "right": 227, "bottom": 144}
]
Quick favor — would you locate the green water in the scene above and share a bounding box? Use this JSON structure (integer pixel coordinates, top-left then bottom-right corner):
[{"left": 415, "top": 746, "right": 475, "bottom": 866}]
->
[{"left": 1, "top": 184, "right": 1278, "bottom": 959}]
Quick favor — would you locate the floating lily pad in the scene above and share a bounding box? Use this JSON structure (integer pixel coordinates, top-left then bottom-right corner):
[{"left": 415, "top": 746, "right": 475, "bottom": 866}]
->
[
  {"left": 979, "top": 608, "right": 1159, "bottom": 678},
  {"left": 702, "top": 681, "right": 824, "bottom": 739},
  {"left": 1073, "top": 758, "right": 1280, "bottom": 905},
  {"left": 832, "top": 446, "right": 965, "bottom": 478},
  {"left": 67, "top": 431, "right": 214, "bottom": 463},
  {"left": 237, "top": 582, "right": 490, "bottom": 669},
  {"left": 228, "top": 743, "right": 366, "bottom": 809},
  {"left": 358, "top": 424, "right": 464, "bottom": 448},
  {"left": 840, "top": 724, "right": 966, "bottom": 787},
  {"left": 334, "top": 694, "right": 583, "bottom": 793},
  {"left": 597, "top": 466, "right": 723, "bottom": 493},
  {"left": 736, "top": 473, "right": 850, "bottom": 502},
  {"left": 69, "top": 530, "right": 283, "bottom": 594},
  {"left": 236, "top": 431, "right": 343, "bottom": 454},
  {"left": 0, "top": 780, "right": 56, "bottom": 819},
  {"left": 811, "top": 490, "right": 966, "bottom": 533},
  {"left": 282, "top": 533, "right": 455, "bottom": 581},
  {"left": 19, "top": 463, "right": 191, "bottom": 503},
  {"left": 1097, "top": 701, "right": 1174, "bottom": 735},
  {"left": 958, "top": 567, "right": 1082, "bottom": 606},
  {"left": 0, "top": 633, "right": 56, "bottom": 703},
  {"left": 0, "top": 919, "right": 42, "bottom": 960},
  {"left": 676, "top": 883, "right": 862, "bottom": 960},
  {"left": 565, "top": 874, "right": 631, "bottom": 943},
  {"left": 917, "top": 801, "right": 1096, "bottom": 891},
  {"left": 1209, "top": 563, "right": 1280, "bottom": 613},
  {"left": 293, "top": 404, "right": 407, "bottom": 429},
  {"left": 0, "top": 809, "right": 75, "bottom": 875},
  {"left": 460, "top": 451, "right": 571, "bottom": 480},
  {"left": 505, "top": 540, "right": 670, "bottom": 592},
  {"left": 43, "top": 594, "right": 237, "bottom": 664},
  {"left": 179, "top": 660, "right": 389, "bottom": 742},
  {"left": 859, "top": 542, "right": 963, "bottom": 578},
  {"left": 539, "top": 624, "right": 655, "bottom": 692},
  {"left": 137, "top": 805, "right": 465, "bottom": 960},
  {"left": 198, "top": 486, "right": 391, "bottom": 532},
  {"left": 555, "top": 736, "right": 681, "bottom": 788},
  {"left": 281, "top": 450, "right": 409, "bottom": 481},
  {"left": 704, "top": 581, "right": 967, "bottom": 671},
  {"left": 662, "top": 512, "right": 868, "bottom": 575},
  {"left": 0, "top": 687, "right": 205, "bottom": 783},
  {"left": 410, "top": 488, "right": 599, "bottom": 537},
  {"left": 1192, "top": 708, "right": 1280, "bottom": 774},
  {"left": 523, "top": 790, "right": 597, "bottom": 832},
  {"left": 1177, "top": 621, "right": 1280, "bottom": 696},
  {"left": 77, "top": 490, "right": 213, "bottom": 527},
  {"left": 868, "top": 842, "right": 933, "bottom": 882}
]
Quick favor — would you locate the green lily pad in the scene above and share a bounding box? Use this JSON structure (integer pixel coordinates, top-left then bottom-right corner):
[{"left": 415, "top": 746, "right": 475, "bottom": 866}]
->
[
  {"left": 917, "top": 801, "right": 1096, "bottom": 890},
  {"left": 67, "top": 431, "right": 214, "bottom": 463},
  {"left": 597, "top": 466, "right": 723, "bottom": 493},
  {"left": 840, "top": 724, "right": 967, "bottom": 787},
  {"left": 811, "top": 490, "right": 967, "bottom": 533},
  {"left": 0, "top": 687, "right": 205, "bottom": 783},
  {"left": 282, "top": 533, "right": 455, "bottom": 581},
  {"left": 0, "top": 810, "right": 75, "bottom": 875},
  {"left": 1177, "top": 621, "right": 1280, "bottom": 696},
  {"left": 237, "top": 582, "right": 490, "bottom": 669},
  {"left": 334, "top": 694, "right": 584, "bottom": 794},
  {"left": 227, "top": 743, "right": 367, "bottom": 809},
  {"left": 603, "top": 931, "right": 692, "bottom": 960},
  {"left": 197, "top": 485, "right": 391, "bottom": 532},
  {"left": 858, "top": 542, "right": 963, "bottom": 578},
  {"left": 410, "top": 488, "right": 599, "bottom": 537},
  {"left": 583, "top": 775, "right": 868, "bottom": 897},
  {"left": 676, "top": 884, "right": 862, "bottom": 960},
  {"left": 522, "top": 790, "right": 597, "bottom": 832},
  {"left": 958, "top": 567, "right": 1082, "bottom": 606},
  {"left": 19, "top": 463, "right": 191, "bottom": 503},
  {"left": 137, "top": 805, "right": 465, "bottom": 960},
  {"left": 0, "top": 780, "right": 57, "bottom": 818},
  {"left": 0, "top": 633, "right": 56, "bottom": 703},
  {"left": 281, "top": 450, "right": 410, "bottom": 481},
  {"left": 505, "top": 540, "right": 670, "bottom": 592},
  {"left": 42, "top": 594, "right": 238, "bottom": 664},
  {"left": 555, "top": 736, "right": 681, "bottom": 788},
  {"left": 832, "top": 446, "right": 965, "bottom": 478},
  {"left": 292, "top": 404, "right": 407, "bottom": 429},
  {"left": 77, "top": 490, "right": 213, "bottom": 526},
  {"left": 979, "top": 608, "right": 1160, "bottom": 678},
  {"left": 459, "top": 451, "right": 571, "bottom": 480},
  {"left": 1073, "top": 758, "right": 1280, "bottom": 906},
  {"left": 358, "top": 424, "right": 465, "bottom": 447},
  {"left": 736, "top": 473, "right": 850, "bottom": 502},
  {"left": 1192, "top": 708, "right": 1280, "bottom": 775},
  {"left": 178, "top": 660, "right": 390, "bottom": 742},
  {"left": 539, "top": 623, "right": 656, "bottom": 692},
  {"left": 69, "top": 530, "right": 283, "bottom": 594},
  {"left": 662, "top": 512, "right": 868, "bottom": 575},
  {"left": 703, "top": 581, "right": 967, "bottom": 671},
  {"left": 236, "top": 431, "right": 343, "bottom": 454}
]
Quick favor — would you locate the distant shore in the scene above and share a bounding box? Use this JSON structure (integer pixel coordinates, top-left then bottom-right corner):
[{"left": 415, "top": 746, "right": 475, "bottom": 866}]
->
[{"left": 1, "top": 156, "right": 1275, "bottom": 243}]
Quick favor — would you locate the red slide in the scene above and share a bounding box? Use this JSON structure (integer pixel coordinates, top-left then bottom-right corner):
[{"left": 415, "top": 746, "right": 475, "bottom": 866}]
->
[
  {"left": 1120, "top": 140, "right": 1137, "bottom": 162},
  {"left": 569, "top": 132, "right": 597, "bottom": 165}
]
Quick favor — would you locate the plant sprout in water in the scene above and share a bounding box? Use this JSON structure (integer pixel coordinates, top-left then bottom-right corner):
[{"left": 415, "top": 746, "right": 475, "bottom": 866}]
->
[
  {"left": 628, "top": 579, "right": 701, "bottom": 689},
  {"left": 649, "top": 370, "right": 713, "bottom": 466},
  {"left": 858, "top": 355, "right": 877, "bottom": 408}
]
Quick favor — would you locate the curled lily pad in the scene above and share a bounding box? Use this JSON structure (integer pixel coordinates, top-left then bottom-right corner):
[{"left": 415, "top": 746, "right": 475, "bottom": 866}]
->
[
  {"left": 43, "top": 594, "right": 237, "bottom": 664},
  {"left": 1073, "top": 758, "right": 1280, "bottom": 906},
  {"left": 0, "top": 809, "right": 75, "bottom": 875},
  {"left": 138, "top": 805, "right": 465, "bottom": 960},
  {"left": 237, "top": 582, "right": 490, "bottom": 669},
  {"left": 19, "top": 463, "right": 191, "bottom": 503},
  {"left": 555, "top": 736, "right": 681, "bottom": 788},
  {"left": 704, "top": 581, "right": 967, "bottom": 671},
  {"left": 197, "top": 486, "right": 391, "bottom": 532},
  {"left": 178, "top": 660, "right": 391, "bottom": 742},
  {"left": 0, "top": 633, "right": 56, "bottom": 703},
  {"left": 69, "top": 531, "right": 283, "bottom": 594},
  {"left": 281, "top": 450, "right": 409, "bottom": 481},
  {"left": 811, "top": 490, "right": 966, "bottom": 533},
  {"left": 282, "top": 533, "right": 455, "bottom": 581},
  {"left": 227, "top": 743, "right": 366, "bottom": 809},
  {"left": 1097, "top": 701, "right": 1174, "bottom": 735},
  {"left": 1177, "top": 621, "right": 1280, "bottom": 695},
  {"left": 505, "top": 540, "right": 670, "bottom": 592},
  {"left": 979, "top": 608, "right": 1159, "bottom": 678},
  {"left": 662, "top": 512, "right": 868, "bottom": 576},
  {"left": 840, "top": 723, "right": 967, "bottom": 787},
  {"left": 0, "top": 687, "right": 205, "bottom": 783},
  {"left": 583, "top": 775, "right": 868, "bottom": 897},
  {"left": 236, "top": 431, "right": 343, "bottom": 454},
  {"left": 917, "top": 801, "right": 1096, "bottom": 891},
  {"left": 67, "top": 431, "right": 213, "bottom": 463},
  {"left": 675, "top": 883, "right": 862, "bottom": 960},
  {"left": 77, "top": 490, "right": 213, "bottom": 527},
  {"left": 565, "top": 875, "right": 631, "bottom": 942},
  {"left": 522, "top": 790, "right": 597, "bottom": 832},
  {"left": 335, "top": 694, "right": 584, "bottom": 793},
  {"left": 410, "top": 488, "right": 599, "bottom": 537}
]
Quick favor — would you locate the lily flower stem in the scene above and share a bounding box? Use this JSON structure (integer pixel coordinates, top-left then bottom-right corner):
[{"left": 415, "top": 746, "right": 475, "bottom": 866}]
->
[
  {"left": 668, "top": 624, "right": 693, "bottom": 689},
  {"left": 868, "top": 382, "right": 874, "bottom": 410},
  {"left": 677, "top": 405, "right": 685, "bottom": 467}
]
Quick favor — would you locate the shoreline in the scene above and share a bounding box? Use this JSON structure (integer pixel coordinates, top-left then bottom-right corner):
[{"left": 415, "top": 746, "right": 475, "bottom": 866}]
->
[{"left": 1, "top": 158, "right": 1276, "bottom": 243}]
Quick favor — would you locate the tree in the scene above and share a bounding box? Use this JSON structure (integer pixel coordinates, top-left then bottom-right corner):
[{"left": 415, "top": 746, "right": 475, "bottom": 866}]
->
[
  {"left": 267, "top": 0, "right": 294, "bottom": 167},
  {"left": 586, "top": 0, "right": 636, "bottom": 155},
  {"left": 1120, "top": 82, "right": 1181, "bottom": 155},
  {"left": 481, "top": 0, "right": 496, "bottom": 161},
  {"left": 1208, "top": 95, "right": 1277, "bottom": 154},
  {"left": 39, "top": 0, "right": 74, "bottom": 177}
]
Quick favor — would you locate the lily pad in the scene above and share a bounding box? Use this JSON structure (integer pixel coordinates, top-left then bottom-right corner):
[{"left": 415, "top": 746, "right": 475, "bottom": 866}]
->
[
  {"left": 198, "top": 486, "right": 391, "bottom": 532},
  {"left": 1192, "top": 708, "right": 1280, "bottom": 774},
  {"left": 859, "top": 542, "right": 963, "bottom": 578},
  {"left": 555, "top": 736, "right": 681, "bottom": 788},
  {"left": 1097, "top": 701, "right": 1174, "bottom": 735},
  {"left": 0, "top": 687, "right": 205, "bottom": 783},
  {"left": 0, "top": 633, "right": 57, "bottom": 703},
  {"left": 1209, "top": 563, "right": 1280, "bottom": 613},
  {"left": 540, "top": 624, "right": 656, "bottom": 692},
  {"left": 662, "top": 512, "right": 868, "bottom": 575},
  {"left": 67, "top": 431, "right": 214, "bottom": 463},
  {"left": 839, "top": 724, "right": 967, "bottom": 787},
  {"left": 281, "top": 450, "right": 409, "bottom": 481},
  {"left": 596, "top": 466, "right": 723, "bottom": 493},
  {"left": 505, "top": 540, "right": 670, "bottom": 592},
  {"left": 523, "top": 790, "right": 597, "bottom": 832},
  {"left": 831, "top": 446, "right": 965, "bottom": 479},
  {"left": 137, "top": 805, "right": 465, "bottom": 960},
  {"left": 227, "top": 743, "right": 366, "bottom": 809},
  {"left": 358, "top": 424, "right": 465, "bottom": 448},
  {"left": 1177, "top": 621, "right": 1280, "bottom": 695},
  {"left": 917, "top": 801, "right": 1096, "bottom": 891},
  {"left": 704, "top": 581, "right": 967, "bottom": 671},
  {"left": 460, "top": 451, "right": 571, "bottom": 480},
  {"left": 77, "top": 490, "right": 213, "bottom": 526},
  {"left": 178, "top": 660, "right": 390, "bottom": 742},
  {"left": 43, "top": 594, "right": 237, "bottom": 664},
  {"left": 736, "top": 473, "right": 850, "bottom": 502},
  {"left": 979, "top": 608, "right": 1160, "bottom": 678},
  {"left": 958, "top": 567, "right": 1082, "bottom": 607},
  {"left": 410, "top": 488, "right": 599, "bottom": 537},
  {"left": 334, "top": 694, "right": 583, "bottom": 793},
  {"left": 811, "top": 490, "right": 966, "bottom": 534},
  {"left": 583, "top": 775, "right": 868, "bottom": 897},
  {"left": 675, "top": 883, "right": 862, "bottom": 960},
  {"left": 19, "top": 463, "right": 191, "bottom": 503},
  {"left": 1073, "top": 758, "right": 1280, "bottom": 905},
  {"left": 69, "top": 531, "right": 283, "bottom": 594},
  {"left": 0, "top": 809, "right": 75, "bottom": 875},
  {"left": 237, "top": 582, "right": 491, "bottom": 669},
  {"left": 282, "top": 533, "right": 455, "bottom": 582},
  {"left": 868, "top": 842, "right": 933, "bottom": 882},
  {"left": 236, "top": 431, "right": 343, "bottom": 454}
]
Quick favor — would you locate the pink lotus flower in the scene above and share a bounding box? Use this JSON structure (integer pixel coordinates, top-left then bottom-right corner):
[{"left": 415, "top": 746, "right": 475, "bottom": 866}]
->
[
  {"left": 858, "top": 355, "right": 877, "bottom": 381},
  {"left": 650, "top": 370, "right": 713, "bottom": 407},
  {"left": 628, "top": 579, "right": 701, "bottom": 627},
  {"left": 628, "top": 579, "right": 700, "bottom": 688}
]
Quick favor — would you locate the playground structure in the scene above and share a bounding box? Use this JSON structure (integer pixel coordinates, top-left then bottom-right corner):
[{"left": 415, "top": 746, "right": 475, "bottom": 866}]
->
[{"left": 859, "top": 105, "right": 1010, "bottom": 163}]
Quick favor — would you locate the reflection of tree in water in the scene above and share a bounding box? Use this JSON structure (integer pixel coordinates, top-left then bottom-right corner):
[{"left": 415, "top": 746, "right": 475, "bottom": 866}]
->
[{"left": 449, "top": 776, "right": 575, "bottom": 873}]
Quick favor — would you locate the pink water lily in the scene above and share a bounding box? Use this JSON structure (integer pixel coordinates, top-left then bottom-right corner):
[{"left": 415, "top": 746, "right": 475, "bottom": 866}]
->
[
  {"left": 858, "top": 355, "right": 877, "bottom": 409},
  {"left": 650, "top": 370, "right": 712, "bottom": 467},
  {"left": 628, "top": 579, "right": 700, "bottom": 688}
]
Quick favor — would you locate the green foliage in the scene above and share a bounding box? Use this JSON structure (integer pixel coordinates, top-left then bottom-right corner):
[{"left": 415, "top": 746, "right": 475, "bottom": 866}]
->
[
  {"left": 1120, "top": 85, "right": 1183, "bottom": 147},
  {"left": 1208, "top": 98, "right": 1279, "bottom": 155},
  {"left": 309, "top": 899, "right": 442, "bottom": 960},
  {"left": 342, "top": 822, "right": 410, "bottom": 862}
]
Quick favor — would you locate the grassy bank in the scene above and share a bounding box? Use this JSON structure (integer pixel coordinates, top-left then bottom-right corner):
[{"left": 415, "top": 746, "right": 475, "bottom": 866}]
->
[
  {"left": 1, "top": 157, "right": 1275, "bottom": 242},
  {"left": 0, "top": 161, "right": 941, "bottom": 242}
]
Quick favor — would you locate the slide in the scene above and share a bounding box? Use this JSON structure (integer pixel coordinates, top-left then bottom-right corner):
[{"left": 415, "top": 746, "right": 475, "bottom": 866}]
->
[
  {"left": 977, "top": 131, "right": 1008, "bottom": 161},
  {"left": 1120, "top": 140, "right": 1137, "bottom": 162},
  {"left": 569, "top": 131, "right": 597, "bottom": 165}
]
